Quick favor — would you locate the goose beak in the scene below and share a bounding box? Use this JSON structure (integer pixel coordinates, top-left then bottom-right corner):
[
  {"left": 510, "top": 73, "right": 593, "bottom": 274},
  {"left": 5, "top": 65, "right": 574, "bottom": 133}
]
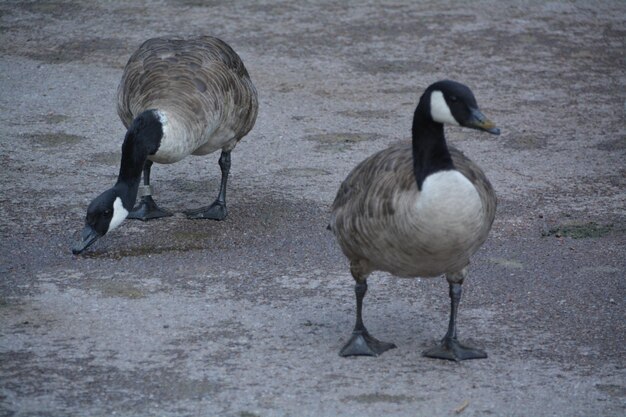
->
[
  {"left": 466, "top": 108, "right": 500, "bottom": 135},
  {"left": 72, "top": 225, "right": 101, "bottom": 255}
]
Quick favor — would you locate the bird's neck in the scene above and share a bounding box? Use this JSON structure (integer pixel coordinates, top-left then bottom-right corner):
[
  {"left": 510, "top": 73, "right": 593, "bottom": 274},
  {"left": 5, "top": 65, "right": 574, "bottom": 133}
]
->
[
  {"left": 411, "top": 107, "right": 454, "bottom": 190},
  {"left": 114, "top": 110, "right": 163, "bottom": 210}
]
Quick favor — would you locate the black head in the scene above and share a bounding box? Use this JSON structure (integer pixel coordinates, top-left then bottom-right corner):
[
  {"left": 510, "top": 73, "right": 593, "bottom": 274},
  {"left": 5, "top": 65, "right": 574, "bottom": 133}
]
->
[
  {"left": 71, "top": 109, "right": 162, "bottom": 255},
  {"left": 72, "top": 188, "right": 129, "bottom": 254},
  {"left": 422, "top": 80, "right": 500, "bottom": 135}
]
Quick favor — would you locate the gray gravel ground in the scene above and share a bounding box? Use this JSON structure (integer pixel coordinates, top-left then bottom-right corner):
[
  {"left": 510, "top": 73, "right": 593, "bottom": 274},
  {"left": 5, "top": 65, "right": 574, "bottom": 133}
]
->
[{"left": 1, "top": 1, "right": 625, "bottom": 416}]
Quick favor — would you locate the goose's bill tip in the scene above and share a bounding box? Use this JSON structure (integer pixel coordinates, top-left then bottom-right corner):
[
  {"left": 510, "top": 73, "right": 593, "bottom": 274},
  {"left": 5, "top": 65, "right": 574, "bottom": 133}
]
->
[
  {"left": 71, "top": 242, "right": 90, "bottom": 255},
  {"left": 72, "top": 226, "right": 100, "bottom": 255},
  {"left": 486, "top": 126, "right": 501, "bottom": 135},
  {"left": 469, "top": 119, "right": 500, "bottom": 135},
  {"left": 466, "top": 108, "right": 500, "bottom": 135}
]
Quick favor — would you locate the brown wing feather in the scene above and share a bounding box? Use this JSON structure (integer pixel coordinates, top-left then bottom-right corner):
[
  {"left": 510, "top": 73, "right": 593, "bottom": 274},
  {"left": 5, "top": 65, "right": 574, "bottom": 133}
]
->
[
  {"left": 330, "top": 141, "right": 415, "bottom": 265},
  {"left": 332, "top": 141, "right": 414, "bottom": 221}
]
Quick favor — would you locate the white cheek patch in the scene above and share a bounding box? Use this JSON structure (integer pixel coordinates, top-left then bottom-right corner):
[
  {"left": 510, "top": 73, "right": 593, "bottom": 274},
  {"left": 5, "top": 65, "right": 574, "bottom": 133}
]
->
[
  {"left": 108, "top": 197, "right": 129, "bottom": 233},
  {"left": 430, "top": 90, "right": 459, "bottom": 126}
]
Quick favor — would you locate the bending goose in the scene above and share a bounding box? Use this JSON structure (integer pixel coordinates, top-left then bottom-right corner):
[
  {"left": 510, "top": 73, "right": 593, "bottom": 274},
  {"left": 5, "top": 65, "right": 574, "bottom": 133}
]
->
[
  {"left": 73, "top": 36, "right": 258, "bottom": 254},
  {"left": 330, "top": 80, "right": 499, "bottom": 361}
]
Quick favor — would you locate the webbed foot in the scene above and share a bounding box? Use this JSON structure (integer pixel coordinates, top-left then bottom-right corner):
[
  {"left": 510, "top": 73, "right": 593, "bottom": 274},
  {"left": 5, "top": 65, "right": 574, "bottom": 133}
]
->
[
  {"left": 339, "top": 330, "right": 396, "bottom": 357},
  {"left": 128, "top": 196, "right": 173, "bottom": 221},
  {"left": 423, "top": 337, "right": 487, "bottom": 361},
  {"left": 184, "top": 201, "right": 227, "bottom": 220}
]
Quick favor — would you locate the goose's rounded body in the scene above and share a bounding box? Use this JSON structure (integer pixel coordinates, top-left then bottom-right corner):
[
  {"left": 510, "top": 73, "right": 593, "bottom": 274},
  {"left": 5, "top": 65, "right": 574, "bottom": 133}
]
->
[
  {"left": 117, "top": 36, "right": 257, "bottom": 164},
  {"left": 331, "top": 80, "right": 499, "bottom": 360},
  {"left": 73, "top": 36, "right": 258, "bottom": 254},
  {"left": 332, "top": 144, "right": 495, "bottom": 278}
]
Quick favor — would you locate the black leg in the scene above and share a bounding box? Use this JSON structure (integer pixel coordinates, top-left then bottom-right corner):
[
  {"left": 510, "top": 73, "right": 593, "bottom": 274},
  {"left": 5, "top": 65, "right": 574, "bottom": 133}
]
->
[
  {"left": 339, "top": 279, "right": 396, "bottom": 357},
  {"left": 423, "top": 281, "right": 487, "bottom": 361},
  {"left": 185, "top": 150, "right": 230, "bottom": 220},
  {"left": 128, "top": 160, "right": 172, "bottom": 221}
]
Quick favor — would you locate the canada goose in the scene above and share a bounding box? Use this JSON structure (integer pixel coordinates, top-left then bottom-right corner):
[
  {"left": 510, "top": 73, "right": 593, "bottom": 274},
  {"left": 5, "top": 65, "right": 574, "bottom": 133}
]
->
[
  {"left": 72, "top": 36, "right": 258, "bottom": 254},
  {"left": 330, "top": 80, "right": 499, "bottom": 361}
]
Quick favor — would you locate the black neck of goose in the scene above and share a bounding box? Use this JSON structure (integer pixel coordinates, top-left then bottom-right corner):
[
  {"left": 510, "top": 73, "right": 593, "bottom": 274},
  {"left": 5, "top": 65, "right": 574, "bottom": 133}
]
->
[
  {"left": 114, "top": 110, "right": 163, "bottom": 210},
  {"left": 411, "top": 107, "right": 454, "bottom": 190}
]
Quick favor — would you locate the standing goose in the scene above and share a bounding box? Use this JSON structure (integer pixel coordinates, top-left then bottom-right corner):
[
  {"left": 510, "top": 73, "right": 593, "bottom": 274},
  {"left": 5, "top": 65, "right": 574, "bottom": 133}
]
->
[
  {"left": 330, "top": 80, "right": 499, "bottom": 361},
  {"left": 73, "top": 36, "right": 258, "bottom": 254}
]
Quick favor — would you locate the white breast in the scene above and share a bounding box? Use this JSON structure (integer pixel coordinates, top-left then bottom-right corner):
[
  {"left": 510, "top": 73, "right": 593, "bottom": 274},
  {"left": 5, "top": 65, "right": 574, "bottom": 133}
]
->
[
  {"left": 148, "top": 110, "right": 194, "bottom": 164},
  {"left": 415, "top": 169, "right": 483, "bottom": 243},
  {"left": 150, "top": 110, "right": 235, "bottom": 163}
]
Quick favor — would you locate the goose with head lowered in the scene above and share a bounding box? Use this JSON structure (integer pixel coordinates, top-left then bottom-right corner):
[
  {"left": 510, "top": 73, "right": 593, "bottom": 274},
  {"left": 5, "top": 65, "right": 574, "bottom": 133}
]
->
[
  {"left": 330, "top": 80, "right": 500, "bottom": 361},
  {"left": 72, "top": 36, "right": 258, "bottom": 255}
]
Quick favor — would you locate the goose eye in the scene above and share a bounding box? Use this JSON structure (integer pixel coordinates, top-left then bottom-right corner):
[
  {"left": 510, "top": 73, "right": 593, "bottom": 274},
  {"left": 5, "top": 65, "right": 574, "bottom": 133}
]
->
[
  {"left": 449, "top": 96, "right": 458, "bottom": 103},
  {"left": 104, "top": 209, "right": 112, "bottom": 217}
]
